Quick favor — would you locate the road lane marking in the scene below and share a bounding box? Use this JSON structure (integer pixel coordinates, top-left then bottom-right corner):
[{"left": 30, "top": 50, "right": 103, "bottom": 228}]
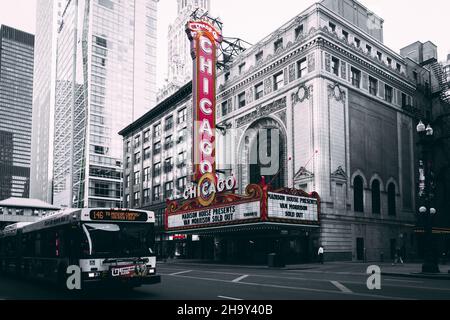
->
[
  {"left": 218, "top": 296, "right": 243, "bottom": 300},
  {"left": 232, "top": 275, "right": 249, "bottom": 283},
  {"left": 163, "top": 273, "right": 411, "bottom": 300},
  {"left": 170, "top": 270, "right": 192, "bottom": 276},
  {"left": 331, "top": 281, "right": 353, "bottom": 293}
]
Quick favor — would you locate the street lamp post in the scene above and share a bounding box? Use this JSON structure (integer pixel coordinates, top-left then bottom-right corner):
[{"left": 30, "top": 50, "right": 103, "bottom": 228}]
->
[{"left": 416, "top": 121, "right": 440, "bottom": 273}]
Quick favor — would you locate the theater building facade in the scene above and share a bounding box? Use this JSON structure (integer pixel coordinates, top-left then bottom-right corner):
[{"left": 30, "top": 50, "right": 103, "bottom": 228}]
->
[{"left": 121, "top": 0, "right": 423, "bottom": 263}]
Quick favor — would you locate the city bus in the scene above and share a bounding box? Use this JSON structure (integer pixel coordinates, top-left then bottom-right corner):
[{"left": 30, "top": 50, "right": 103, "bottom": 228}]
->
[{"left": 0, "top": 208, "right": 161, "bottom": 289}]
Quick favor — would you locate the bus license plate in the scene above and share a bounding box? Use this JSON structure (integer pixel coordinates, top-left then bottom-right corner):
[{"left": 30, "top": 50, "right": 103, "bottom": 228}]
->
[{"left": 111, "top": 265, "right": 146, "bottom": 278}]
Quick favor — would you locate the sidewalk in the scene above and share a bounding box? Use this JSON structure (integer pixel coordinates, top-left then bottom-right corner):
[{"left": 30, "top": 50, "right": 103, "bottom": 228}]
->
[{"left": 159, "top": 258, "right": 450, "bottom": 279}]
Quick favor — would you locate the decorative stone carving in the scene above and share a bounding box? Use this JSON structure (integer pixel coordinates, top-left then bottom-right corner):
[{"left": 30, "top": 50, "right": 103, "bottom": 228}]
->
[
  {"left": 291, "top": 84, "right": 312, "bottom": 106},
  {"left": 328, "top": 83, "right": 346, "bottom": 103},
  {"left": 264, "top": 77, "right": 273, "bottom": 95},
  {"left": 275, "top": 110, "right": 287, "bottom": 126},
  {"left": 331, "top": 166, "right": 347, "bottom": 182},
  {"left": 325, "top": 52, "right": 331, "bottom": 72},
  {"left": 294, "top": 166, "right": 314, "bottom": 182},
  {"left": 308, "top": 53, "right": 315, "bottom": 72},
  {"left": 288, "top": 63, "right": 296, "bottom": 83},
  {"left": 246, "top": 87, "right": 254, "bottom": 104},
  {"left": 236, "top": 97, "right": 287, "bottom": 128},
  {"left": 341, "top": 61, "right": 347, "bottom": 80},
  {"left": 284, "top": 68, "right": 288, "bottom": 85}
]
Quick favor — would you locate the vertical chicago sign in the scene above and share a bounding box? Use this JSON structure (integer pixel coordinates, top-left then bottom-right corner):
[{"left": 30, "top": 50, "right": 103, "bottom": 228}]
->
[{"left": 186, "top": 20, "right": 223, "bottom": 183}]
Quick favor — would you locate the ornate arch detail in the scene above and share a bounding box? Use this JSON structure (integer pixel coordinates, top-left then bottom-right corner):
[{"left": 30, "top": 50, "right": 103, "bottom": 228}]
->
[
  {"left": 327, "top": 83, "right": 346, "bottom": 103},
  {"left": 350, "top": 170, "right": 368, "bottom": 188},
  {"left": 369, "top": 174, "right": 385, "bottom": 192},
  {"left": 385, "top": 177, "right": 400, "bottom": 195},
  {"left": 237, "top": 116, "right": 288, "bottom": 191}
]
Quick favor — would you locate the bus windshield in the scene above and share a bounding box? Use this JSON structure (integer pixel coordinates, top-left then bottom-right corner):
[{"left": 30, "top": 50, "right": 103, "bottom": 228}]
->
[{"left": 81, "top": 223, "right": 155, "bottom": 258}]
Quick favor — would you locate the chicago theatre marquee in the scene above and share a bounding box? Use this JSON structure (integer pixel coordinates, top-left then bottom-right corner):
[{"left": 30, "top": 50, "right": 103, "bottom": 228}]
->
[{"left": 122, "top": 0, "right": 419, "bottom": 263}]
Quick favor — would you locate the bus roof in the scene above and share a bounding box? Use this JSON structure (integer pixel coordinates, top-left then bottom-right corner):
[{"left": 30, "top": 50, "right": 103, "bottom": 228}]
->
[
  {"left": 21, "top": 208, "right": 155, "bottom": 233},
  {"left": 0, "top": 222, "right": 33, "bottom": 237}
]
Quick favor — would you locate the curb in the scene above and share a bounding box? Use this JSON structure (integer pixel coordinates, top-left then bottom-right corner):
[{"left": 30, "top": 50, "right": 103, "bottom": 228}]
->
[{"left": 381, "top": 272, "right": 450, "bottom": 280}]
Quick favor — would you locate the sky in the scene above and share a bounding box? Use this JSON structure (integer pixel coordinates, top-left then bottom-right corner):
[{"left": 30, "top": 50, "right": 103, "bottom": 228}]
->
[{"left": 0, "top": 0, "right": 448, "bottom": 88}]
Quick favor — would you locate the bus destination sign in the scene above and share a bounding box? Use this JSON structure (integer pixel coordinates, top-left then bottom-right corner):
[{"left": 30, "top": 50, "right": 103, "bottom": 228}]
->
[{"left": 90, "top": 210, "right": 148, "bottom": 222}]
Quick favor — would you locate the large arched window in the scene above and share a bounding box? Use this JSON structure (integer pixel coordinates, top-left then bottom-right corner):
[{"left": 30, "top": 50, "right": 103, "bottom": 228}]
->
[
  {"left": 353, "top": 176, "right": 364, "bottom": 213},
  {"left": 388, "top": 183, "right": 396, "bottom": 216},
  {"left": 371, "top": 180, "right": 381, "bottom": 214}
]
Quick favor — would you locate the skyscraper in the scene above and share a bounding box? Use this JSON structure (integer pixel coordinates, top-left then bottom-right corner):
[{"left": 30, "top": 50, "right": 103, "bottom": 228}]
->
[
  {"left": 53, "top": 0, "right": 158, "bottom": 208},
  {"left": 30, "top": 0, "right": 64, "bottom": 204},
  {"left": 0, "top": 25, "right": 35, "bottom": 201},
  {"left": 158, "top": 0, "right": 210, "bottom": 102}
]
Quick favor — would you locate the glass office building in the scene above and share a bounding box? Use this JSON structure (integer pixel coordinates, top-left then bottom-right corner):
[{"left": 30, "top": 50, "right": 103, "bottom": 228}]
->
[
  {"left": 53, "top": 0, "right": 158, "bottom": 208},
  {"left": 0, "top": 25, "right": 35, "bottom": 200}
]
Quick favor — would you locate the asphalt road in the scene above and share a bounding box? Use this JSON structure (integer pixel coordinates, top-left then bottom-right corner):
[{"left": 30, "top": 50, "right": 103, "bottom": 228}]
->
[{"left": 0, "top": 262, "right": 450, "bottom": 300}]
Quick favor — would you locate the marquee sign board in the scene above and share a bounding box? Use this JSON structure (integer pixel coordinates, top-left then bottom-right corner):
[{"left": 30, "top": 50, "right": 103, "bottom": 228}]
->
[
  {"left": 186, "top": 19, "right": 223, "bottom": 182},
  {"left": 167, "top": 202, "right": 261, "bottom": 230},
  {"left": 267, "top": 192, "right": 319, "bottom": 223}
]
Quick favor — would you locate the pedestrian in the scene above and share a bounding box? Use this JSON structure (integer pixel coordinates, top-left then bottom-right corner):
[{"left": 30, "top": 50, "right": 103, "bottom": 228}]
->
[
  {"left": 318, "top": 246, "right": 324, "bottom": 264},
  {"left": 392, "top": 247, "right": 403, "bottom": 265}
]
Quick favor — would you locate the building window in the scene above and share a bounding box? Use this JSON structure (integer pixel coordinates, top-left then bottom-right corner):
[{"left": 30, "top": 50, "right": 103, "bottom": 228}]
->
[
  {"left": 164, "top": 158, "right": 174, "bottom": 173},
  {"left": 354, "top": 38, "right": 360, "bottom": 48},
  {"left": 328, "top": 22, "right": 336, "bottom": 32},
  {"left": 134, "top": 192, "right": 140, "bottom": 207},
  {"left": 238, "top": 63, "right": 246, "bottom": 75},
  {"left": 153, "top": 162, "right": 161, "bottom": 177},
  {"left": 143, "top": 167, "right": 150, "bottom": 182},
  {"left": 354, "top": 176, "right": 364, "bottom": 213},
  {"left": 165, "top": 181, "right": 174, "bottom": 199},
  {"left": 255, "top": 51, "right": 263, "bottom": 63},
  {"left": 385, "top": 85, "right": 393, "bottom": 103},
  {"left": 134, "top": 135, "right": 140, "bottom": 148},
  {"left": 273, "top": 72, "right": 284, "bottom": 91},
  {"left": 126, "top": 194, "right": 130, "bottom": 206},
  {"left": 143, "top": 189, "right": 150, "bottom": 204},
  {"left": 221, "top": 100, "right": 229, "bottom": 116},
  {"left": 366, "top": 45, "right": 372, "bottom": 55},
  {"left": 224, "top": 72, "right": 230, "bottom": 82},
  {"left": 387, "top": 57, "right": 392, "bottom": 67},
  {"left": 153, "top": 185, "right": 161, "bottom": 202},
  {"left": 143, "top": 130, "right": 150, "bottom": 143},
  {"left": 295, "top": 24, "right": 304, "bottom": 39},
  {"left": 401, "top": 93, "right": 407, "bottom": 107},
  {"left": 369, "top": 77, "right": 378, "bottom": 96},
  {"left": 177, "top": 151, "right": 187, "bottom": 168},
  {"left": 177, "top": 108, "right": 187, "bottom": 124},
  {"left": 154, "top": 142, "right": 161, "bottom": 155},
  {"left": 396, "top": 63, "right": 401, "bottom": 72},
  {"left": 342, "top": 30, "right": 349, "bottom": 41},
  {"left": 126, "top": 156, "right": 131, "bottom": 169},
  {"left": 177, "top": 177, "right": 187, "bottom": 192},
  {"left": 297, "top": 58, "right": 307, "bottom": 78},
  {"left": 274, "top": 38, "right": 283, "bottom": 52},
  {"left": 144, "top": 147, "right": 151, "bottom": 160},
  {"left": 165, "top": 115, "right": 174, "bottom": 131},
  {"left": 134, "top": 152, "right": 141, "bottom": 165},
  {"left": 377, "top": 51, "right": 382, "bottom": 61},
  {"left": 255, "top": 82, "right": 264, "bottom": 100},
  {"left": 388, "top": 183, "right": 396, "bottom": 216},
  {"left": 125, "top": 175, "right": 130, "bottom": 188},
  {"left": 331, "top": 57, "right": 339, "bottom": 76},
  {"left": 164, "top": 136, "right": 173, "bottom": 150},
  {"left": 177, "top": 129, "right": 186, "bottom": 144},
  {"left": 238, "top": 92, "right": 246, "bottom": 108},
  {"left": 371, "top": 180, "right": 381, "bottom": 214},
  {"left": 126, "top": 141, "right": 131, "bottom": 153},
  {"left": 153, "top": 123, "right": 161, "bottom": 138},
  {"left": 134, "top": 171, "right": 141, "bottom": 185},
  {"left": 351, "top": 67, "right": 361, "bottom": 88}
]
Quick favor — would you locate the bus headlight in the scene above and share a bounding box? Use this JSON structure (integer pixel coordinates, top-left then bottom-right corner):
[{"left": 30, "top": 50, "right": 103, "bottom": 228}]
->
[{"left": 148, "top": 269, "right": 155, "bottom": 274}]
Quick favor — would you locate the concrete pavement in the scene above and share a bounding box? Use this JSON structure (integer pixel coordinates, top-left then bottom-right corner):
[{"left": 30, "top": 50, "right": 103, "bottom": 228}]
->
[{"left": 159, "top": 259, "right": 450, "bottom": 279}]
